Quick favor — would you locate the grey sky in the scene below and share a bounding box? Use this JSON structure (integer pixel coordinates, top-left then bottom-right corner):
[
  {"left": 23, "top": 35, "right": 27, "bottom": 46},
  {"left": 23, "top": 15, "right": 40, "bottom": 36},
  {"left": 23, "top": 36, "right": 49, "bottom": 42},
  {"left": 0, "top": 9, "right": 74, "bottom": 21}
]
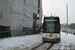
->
[{"left": 42, "top": 0, "right": 75, "bottom": 24}]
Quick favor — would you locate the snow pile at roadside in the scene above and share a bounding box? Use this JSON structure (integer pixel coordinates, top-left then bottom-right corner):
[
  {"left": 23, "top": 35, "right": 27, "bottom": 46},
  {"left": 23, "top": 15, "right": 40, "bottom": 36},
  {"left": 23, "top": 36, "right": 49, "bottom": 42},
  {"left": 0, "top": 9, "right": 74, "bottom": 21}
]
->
[
  {"left": 0, "top": 34, "right": 42, "bottom": 50},
  {"left": 51, "top": 32, "right": 75, "bottom": 50}
]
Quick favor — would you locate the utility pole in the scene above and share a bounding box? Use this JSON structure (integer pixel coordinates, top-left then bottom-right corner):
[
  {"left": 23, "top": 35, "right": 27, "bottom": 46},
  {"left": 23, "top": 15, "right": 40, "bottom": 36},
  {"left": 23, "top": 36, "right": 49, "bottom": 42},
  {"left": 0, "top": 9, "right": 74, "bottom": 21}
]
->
[
  {"left": 51, "top": 0, "right": 52, "bottom": 16},
  {"left": 51, "top": 13, "right": 52, "bottom": 17},
  {"left": 66, "top": 3, "right": 68, "bottom": 34},
  {"left": 54, "top": 13, "right": 56, "bottom": 16}
]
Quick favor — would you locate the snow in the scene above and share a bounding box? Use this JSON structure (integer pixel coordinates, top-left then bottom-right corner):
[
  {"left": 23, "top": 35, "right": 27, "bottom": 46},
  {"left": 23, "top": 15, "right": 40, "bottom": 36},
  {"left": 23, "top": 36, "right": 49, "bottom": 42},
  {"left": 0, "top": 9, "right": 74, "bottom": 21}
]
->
[
  {"left": 0, "top": 32, "right": 75, "bottom": 50},
  {"left": 50, "top": 32, "right": 75, "bottom": 50},
  {"left": 0, "top": 34, "right": 42, "bottom": 50}
]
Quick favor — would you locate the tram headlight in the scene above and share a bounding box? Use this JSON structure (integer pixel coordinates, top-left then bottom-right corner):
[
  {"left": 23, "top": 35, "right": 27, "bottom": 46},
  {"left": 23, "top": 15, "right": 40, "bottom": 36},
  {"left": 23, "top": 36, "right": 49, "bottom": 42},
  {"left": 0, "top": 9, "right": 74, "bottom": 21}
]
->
[
  {"left": 44, "top": 34, "right": 46, "bottom": 36},
  {"left": 56, "top": 35, "right": 59, "bottom": 37}
]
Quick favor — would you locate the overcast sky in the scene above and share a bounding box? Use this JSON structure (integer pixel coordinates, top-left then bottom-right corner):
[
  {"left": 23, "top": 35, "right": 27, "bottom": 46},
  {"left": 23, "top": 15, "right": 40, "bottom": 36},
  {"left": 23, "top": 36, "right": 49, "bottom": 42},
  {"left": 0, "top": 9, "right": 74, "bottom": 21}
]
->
[{"left": 42, "top": 0, "right": 75, "bottom": 24}]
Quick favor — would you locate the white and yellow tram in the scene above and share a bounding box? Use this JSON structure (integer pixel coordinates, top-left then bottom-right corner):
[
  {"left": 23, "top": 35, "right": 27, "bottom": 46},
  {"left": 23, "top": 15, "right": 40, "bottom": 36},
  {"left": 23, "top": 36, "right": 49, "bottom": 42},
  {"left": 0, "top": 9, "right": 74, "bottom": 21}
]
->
[{"left": 42, "top": 16, "right": 61, "bottom": 42}]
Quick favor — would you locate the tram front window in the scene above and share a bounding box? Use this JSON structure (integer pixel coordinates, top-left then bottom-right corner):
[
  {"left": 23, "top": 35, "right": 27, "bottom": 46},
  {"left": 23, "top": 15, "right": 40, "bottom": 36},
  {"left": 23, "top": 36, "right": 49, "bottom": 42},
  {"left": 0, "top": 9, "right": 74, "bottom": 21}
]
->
[{"left": 43, "top": 19, "right": 60, "bottom": 33}]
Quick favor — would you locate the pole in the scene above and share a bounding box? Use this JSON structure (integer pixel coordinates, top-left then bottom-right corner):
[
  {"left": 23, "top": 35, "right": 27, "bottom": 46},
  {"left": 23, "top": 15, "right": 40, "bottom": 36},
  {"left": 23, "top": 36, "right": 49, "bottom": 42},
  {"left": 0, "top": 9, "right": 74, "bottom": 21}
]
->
[
  {"left": 66, "top": 3, "right": 68, "bottom": 34},
  {"left": 54, "top": 13, "right": 56, "bottom": 16},
  {"left": 51, "top": 13, "right": 52, "bottom": 16},
  {"left": 51, "top": 0, "right": 52, "bottom": 16}
]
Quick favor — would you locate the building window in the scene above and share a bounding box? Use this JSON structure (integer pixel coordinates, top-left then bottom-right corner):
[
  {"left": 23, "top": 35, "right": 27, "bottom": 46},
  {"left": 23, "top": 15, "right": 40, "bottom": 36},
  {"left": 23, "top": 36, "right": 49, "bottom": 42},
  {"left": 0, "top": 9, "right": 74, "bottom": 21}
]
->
[
  {"left": 38, "top": 10, "right": 40, "bottom": 13},
  {"left": 22, "top": 27, "right": 29, "bottom": 32},
  {"left": 38, "top": 0, "right": 40, "bottom": 14}
]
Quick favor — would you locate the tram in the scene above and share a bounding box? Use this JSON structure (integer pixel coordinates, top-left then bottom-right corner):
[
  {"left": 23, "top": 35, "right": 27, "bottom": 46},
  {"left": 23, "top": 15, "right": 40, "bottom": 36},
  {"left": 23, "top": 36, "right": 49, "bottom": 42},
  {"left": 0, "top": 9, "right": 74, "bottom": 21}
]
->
[{"left": 42, "top": 16, "right": 61, "bottom": 42}]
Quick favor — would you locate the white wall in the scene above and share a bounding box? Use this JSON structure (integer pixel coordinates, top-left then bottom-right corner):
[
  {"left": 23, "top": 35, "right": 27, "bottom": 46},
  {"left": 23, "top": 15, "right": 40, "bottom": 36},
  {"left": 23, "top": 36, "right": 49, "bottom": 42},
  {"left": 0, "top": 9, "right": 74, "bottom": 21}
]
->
[
  {"left": 0, "top": 0, "right": 42, "bottom": 36},
  {"left": 0, "top": 0, "right": 11, "bottom": 26}
]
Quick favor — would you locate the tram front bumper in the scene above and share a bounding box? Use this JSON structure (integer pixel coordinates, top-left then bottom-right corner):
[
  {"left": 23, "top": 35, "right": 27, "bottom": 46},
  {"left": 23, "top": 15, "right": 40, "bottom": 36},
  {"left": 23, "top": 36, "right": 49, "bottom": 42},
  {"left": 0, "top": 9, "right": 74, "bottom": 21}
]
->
[{"left": 42, "top": 37, "right": 60, "bottom": 42}]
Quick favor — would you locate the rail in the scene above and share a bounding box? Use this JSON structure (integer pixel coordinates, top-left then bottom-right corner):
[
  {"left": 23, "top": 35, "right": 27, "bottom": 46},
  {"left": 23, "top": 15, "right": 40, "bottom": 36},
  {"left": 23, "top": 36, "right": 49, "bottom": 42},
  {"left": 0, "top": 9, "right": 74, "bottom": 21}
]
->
[
  {"left": 61, "top": 28, "right": 75, "bottom": 34},
  {"left": 26, "top": 41, "right": 54, "bottom": 50}
]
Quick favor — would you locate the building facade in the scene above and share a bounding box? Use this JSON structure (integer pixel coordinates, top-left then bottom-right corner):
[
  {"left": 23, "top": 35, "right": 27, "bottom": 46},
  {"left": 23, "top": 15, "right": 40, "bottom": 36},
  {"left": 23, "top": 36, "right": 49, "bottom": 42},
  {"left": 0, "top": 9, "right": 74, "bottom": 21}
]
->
[{"left": 0, "top": 0, "right": 42, "bottom": 37}]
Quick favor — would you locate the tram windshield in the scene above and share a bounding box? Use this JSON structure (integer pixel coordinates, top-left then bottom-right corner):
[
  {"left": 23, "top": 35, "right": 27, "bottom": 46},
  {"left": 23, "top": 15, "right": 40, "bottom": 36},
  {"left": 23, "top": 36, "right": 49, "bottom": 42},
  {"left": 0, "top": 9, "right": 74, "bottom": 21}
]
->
[{"left": 43, "top": 18, "right": 60, "bottom": 33}]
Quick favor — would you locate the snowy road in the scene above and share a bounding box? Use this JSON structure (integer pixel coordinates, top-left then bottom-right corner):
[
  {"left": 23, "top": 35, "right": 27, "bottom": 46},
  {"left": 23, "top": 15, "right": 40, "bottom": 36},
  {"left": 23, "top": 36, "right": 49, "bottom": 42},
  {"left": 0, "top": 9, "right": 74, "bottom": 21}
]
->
[
  {"left": 50, "top": 32, "right": 75, "bottom": 50},
  {"left": 0, "top": 32, "right": 75, "bottom": 50}
]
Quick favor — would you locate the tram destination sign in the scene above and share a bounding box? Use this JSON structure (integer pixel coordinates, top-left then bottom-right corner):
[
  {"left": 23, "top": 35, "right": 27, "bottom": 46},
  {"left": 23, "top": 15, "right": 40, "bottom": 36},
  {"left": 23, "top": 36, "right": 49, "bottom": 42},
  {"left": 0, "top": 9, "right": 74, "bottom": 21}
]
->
[{"left": 44, "top": 19, "right": 57, "bottom": 22}]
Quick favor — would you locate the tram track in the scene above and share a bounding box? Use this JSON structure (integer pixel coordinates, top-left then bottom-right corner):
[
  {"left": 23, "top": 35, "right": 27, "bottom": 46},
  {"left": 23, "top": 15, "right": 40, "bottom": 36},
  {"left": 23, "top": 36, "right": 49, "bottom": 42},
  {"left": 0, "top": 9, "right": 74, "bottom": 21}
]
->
[
  {"left": 27, "top": 41, "right": 54, "bottom": 50},
  {"left": 47, "top": 43, "right": 54, "bottom": 50}
]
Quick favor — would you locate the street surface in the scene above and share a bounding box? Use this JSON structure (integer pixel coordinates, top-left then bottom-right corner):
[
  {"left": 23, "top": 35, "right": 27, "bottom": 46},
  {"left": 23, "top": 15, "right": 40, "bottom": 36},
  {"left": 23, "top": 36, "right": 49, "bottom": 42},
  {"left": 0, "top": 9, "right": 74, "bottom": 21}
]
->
[{"left": 0, "top": 32, "right": 75, "bottom": 50}]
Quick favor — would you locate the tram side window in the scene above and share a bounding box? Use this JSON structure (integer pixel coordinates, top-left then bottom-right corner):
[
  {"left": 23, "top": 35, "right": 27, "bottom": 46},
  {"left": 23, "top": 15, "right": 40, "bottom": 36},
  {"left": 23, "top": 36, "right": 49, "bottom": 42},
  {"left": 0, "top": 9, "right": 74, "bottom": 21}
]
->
[{"left": 54, "top": 23, "right": 60, "bottom": 33}]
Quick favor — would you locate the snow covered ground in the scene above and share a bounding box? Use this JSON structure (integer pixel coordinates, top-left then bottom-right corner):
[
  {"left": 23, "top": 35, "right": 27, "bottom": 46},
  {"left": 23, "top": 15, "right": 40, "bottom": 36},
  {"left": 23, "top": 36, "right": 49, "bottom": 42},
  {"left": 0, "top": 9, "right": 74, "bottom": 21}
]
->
[
  {"left": 50, "top": 32, "right": 75, "bottom": 50},
  {"left": 0, "top": 34, "right": 42, "bottom": 50},
  {"left": 0, "top": 32, "right": 75, "bottom": 50}
]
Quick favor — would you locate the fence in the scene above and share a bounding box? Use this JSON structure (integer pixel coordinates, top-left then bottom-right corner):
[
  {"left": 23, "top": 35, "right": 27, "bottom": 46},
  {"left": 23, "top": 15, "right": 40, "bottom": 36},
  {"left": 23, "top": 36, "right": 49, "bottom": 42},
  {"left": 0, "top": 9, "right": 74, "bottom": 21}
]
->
[{"left": 61, "top": 28, "right": 75, "bottom": 35}]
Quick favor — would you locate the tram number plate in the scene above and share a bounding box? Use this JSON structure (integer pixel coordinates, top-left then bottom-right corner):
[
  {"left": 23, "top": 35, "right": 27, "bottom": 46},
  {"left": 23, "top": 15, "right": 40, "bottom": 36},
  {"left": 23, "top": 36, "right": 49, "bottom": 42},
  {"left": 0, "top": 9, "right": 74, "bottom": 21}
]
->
[{"left": 49, "top": 34, "right": 53, "bottom": 38}]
